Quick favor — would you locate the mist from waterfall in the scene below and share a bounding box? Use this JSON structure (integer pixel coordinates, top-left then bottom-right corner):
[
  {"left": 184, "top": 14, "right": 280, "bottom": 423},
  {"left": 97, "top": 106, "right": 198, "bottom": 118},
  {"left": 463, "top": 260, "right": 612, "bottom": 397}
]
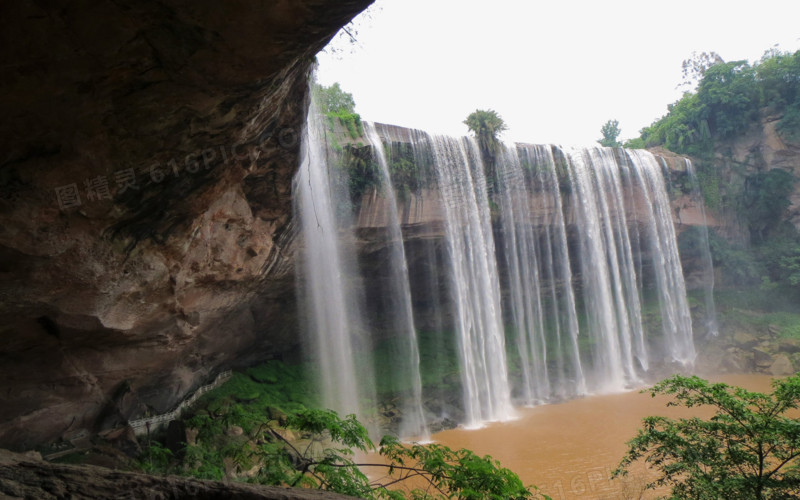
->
[{"left": 685, "top": 160, "right": 719, "bottom": 337}]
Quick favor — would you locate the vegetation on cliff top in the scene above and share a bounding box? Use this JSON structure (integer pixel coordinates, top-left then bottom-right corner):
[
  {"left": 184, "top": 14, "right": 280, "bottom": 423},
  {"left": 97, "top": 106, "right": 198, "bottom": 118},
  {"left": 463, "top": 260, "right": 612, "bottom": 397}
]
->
[
  {"left": 464, "top": 108, "right": 507, "bottom": 192},
  {"left": 597, "top": 119, "right": 622, "bottom": 147},
  {"left": 635, "top": 49, "right": 800, "bottom": 157},
  {"left": 313, "top": 81, "right": 364, "bottom": 140},
  {"left": 642, "top": 47, "right": 800, "bottom": 297}
]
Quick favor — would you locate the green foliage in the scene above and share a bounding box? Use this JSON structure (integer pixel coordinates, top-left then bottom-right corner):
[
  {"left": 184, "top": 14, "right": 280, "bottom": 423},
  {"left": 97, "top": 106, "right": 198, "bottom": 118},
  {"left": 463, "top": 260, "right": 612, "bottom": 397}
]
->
[
  {"left": 137, "top": 359, "right": 540, "bottom": 499},
  {"left": 336, "top": 137, "right": 435, "bottom": 204},
  {"left": 597, "top": 119, "right": 622, "bottom": 147},
  {"left": 705, "top": 230, "right": 764, "bottom": 286},
  {"left": 639, "top": 92, "right": 713, "bottom": 156},
  {"left": 464, "top": 109, "right": 507, "bottom": 170},
  {"left": 778, "top": 101, "right": 800, "bottom": 143},
  {"left": 694, "top": 163, "right": 722, "bottom": 210},
  {"left": 757, "top": 49, "right": 800, "bottom": 113},
  {"left": 137, "top": 441, "right": 173, "bottom": 474},
  {"left": 183, "top": 442, "right": 226, "bottom": 480},
  {"left": 313, "top": 81, "right": 364, "bottom": 139},
  {"left": 697, "top": 60, "right": 760, "bottom": 139},
  {"left": 615, "top": 375, "right": 800, "bottom": 499},
  {"left": 252, "top": 409, "right": 376, "bottom": 496},
  {"left": 622, "top": 137, "right": 646, "bottom": 149},
  {"left": 314, "top": 82, "right": 357, "bottom": 115},
  {"left": 637, "top": 48, "right": 800, "bottom": 157},
  {"left": 743, "top": 169, "right": 795, "bottom": 242},
  {"left": 339, "top": 143, "right": 381, "bottom": 201},
  {"left": 378, "top": 436, "right": 544, "bottom": 499}
]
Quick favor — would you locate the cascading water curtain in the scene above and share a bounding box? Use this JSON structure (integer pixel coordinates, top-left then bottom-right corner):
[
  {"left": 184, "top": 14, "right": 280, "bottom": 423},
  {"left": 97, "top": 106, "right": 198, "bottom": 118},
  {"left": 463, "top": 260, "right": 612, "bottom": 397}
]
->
[
  {"left": 293, "top": 97, "right": 375, "bottom": 426},
  {"left": 301, "top": 111, "right": 703, "bottom": 432},
  {"left": 494, "top": 144, "right": 697, "bottom": 398},
  {"left": 426, "top": 132, "right": 515, "bottom": 426},
  {"left": 363, "top": 123, "right": 429, "bottom": 440}
]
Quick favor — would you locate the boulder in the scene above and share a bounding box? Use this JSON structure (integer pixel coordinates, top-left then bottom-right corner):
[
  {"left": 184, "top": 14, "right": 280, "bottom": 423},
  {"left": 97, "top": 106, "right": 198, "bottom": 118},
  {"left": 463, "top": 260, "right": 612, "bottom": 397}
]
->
[
  {"left": 769, "top": 355, "right": 796, "bottom": 376},
  {"left": 778, "top": 339, "right": 800, "bottom": 354},
  {"left": 722, "top": 349, "right": 755, "bottom": 373},
  {"left": 753, "top": 348, "right": 775, "bottom": 369},
  {"left": 732, "top": 332, "right": 760, "bottom": 349}
]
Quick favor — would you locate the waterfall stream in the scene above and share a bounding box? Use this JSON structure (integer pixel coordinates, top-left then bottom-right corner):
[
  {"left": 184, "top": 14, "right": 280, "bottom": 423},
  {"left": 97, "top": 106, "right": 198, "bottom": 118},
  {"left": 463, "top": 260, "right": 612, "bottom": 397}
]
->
[
  {"left": 363, "top": 123, "right": 429, "bottom": 439},
  {"left": 295, "top": 116, "right": 706, "bottom": 435},
  {"left": 293, "top": 103, "right": 374, "bottom": 423}
]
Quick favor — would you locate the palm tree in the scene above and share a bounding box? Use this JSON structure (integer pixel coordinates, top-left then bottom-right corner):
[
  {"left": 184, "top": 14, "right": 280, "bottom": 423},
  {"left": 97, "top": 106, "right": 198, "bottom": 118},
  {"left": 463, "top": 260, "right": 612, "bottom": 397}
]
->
[
  {"left": 464, "top": 109, "right": 507, "bottom": 162},
  {"left": 464, "top": 109, "right": 507, "bottom": 192}
]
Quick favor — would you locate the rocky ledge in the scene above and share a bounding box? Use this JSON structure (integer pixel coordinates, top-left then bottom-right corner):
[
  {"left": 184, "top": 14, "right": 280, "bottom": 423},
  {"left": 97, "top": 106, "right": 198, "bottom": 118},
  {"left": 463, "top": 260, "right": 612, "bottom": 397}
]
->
[
  {"left": 0, "top": 449, "right": 355, "bottom": 500},
  {"left": 0, "top": 0, "right": 371, "bottom": 450}
]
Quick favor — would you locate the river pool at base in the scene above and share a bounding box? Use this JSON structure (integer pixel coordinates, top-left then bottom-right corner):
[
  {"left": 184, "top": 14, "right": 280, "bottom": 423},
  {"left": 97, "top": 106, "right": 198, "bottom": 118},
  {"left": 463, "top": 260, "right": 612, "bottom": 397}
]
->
[{"left": 425, "top": 374, "right": 778, "bottom": 500}]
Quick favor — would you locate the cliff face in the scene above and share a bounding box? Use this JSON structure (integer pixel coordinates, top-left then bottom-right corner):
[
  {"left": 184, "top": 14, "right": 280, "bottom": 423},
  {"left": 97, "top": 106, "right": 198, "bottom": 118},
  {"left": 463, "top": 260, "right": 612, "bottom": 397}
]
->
[
  {"left": 0, "top": 0, "right": 372, "bottom": 449},
  {"left": 712, "top": 114, "right": 800, "bottom": 232}
]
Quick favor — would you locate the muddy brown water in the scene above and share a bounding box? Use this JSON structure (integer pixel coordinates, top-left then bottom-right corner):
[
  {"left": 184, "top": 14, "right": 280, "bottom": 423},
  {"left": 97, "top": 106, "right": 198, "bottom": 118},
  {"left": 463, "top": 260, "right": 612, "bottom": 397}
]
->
[{"left": 367, "top": 374, "right": 781, "bottom": 500}]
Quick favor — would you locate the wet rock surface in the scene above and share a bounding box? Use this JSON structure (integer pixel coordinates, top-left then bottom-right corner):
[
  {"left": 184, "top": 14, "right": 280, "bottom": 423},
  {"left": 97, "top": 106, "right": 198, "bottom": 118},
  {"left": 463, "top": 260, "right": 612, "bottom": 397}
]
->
[
  {"left": 0, "top": 0, "right": 372, "bottom": 449},
  {"left": 0, "top": 448, "right": 356, "bottom": 500}
]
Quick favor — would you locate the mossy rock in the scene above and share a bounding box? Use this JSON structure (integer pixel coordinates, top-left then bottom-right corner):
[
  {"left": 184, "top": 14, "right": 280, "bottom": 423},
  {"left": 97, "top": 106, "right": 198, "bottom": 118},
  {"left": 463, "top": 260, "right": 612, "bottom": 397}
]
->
[
  {"left": 234, "top": 392, "right": 260, "bottom": 403},
  {"left": 266, "top": 407, "right": 288, "bottom": 424}
]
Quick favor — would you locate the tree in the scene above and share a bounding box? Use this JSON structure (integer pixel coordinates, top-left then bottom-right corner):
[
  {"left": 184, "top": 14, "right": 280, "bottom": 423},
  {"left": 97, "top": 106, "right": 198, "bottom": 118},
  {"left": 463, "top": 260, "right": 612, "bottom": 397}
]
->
[
  {"left": 614, "top": 375, "right": 800, "bottom": 499},
  {"left": 464, "top": 109, "right": 507, "bottom": 191},
  {"left": 253, "top": 409, "right": 546, "bottom": 499},
  {"left": 313, "top": 82, "right": 357, "bottom": 115},
  {"left": 464, "top": 109, "right": 507, "bottom": 162},
  {"left": 679, "top": 51, "right": 724, "bottom": 91},
  {"left": 312, "top": 81, "right": 363, "bottom": 139},
  {"left": 168, "top": 406, "right": 547, "bottom": 499},
  {"left": 598, "top": 119, "right": 622, "bottom": 147}
]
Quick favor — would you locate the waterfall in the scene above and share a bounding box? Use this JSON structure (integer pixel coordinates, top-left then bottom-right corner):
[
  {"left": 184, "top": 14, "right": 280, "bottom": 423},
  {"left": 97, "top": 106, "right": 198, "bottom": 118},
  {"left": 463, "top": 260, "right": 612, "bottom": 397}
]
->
[
  {"left": 298, "top": 114, "right": 700, "bottom": 434},
  {"left": 425, "top": 133, "right": 515, "bottom": 426},
  {"left": 363, "top": 123, "right": 429, "bottom": 439},
  {"left": 294, "top": 101, "right": 374, "bottom": 423},
  {"left": 685, "top": 160, "right": 719, "bottom": 337},
  {"left": 627, "top": 150, "right": 696, "bottom": 365},
  {"left": 490, "top": 145, "right": 697, "bottom": 398}
]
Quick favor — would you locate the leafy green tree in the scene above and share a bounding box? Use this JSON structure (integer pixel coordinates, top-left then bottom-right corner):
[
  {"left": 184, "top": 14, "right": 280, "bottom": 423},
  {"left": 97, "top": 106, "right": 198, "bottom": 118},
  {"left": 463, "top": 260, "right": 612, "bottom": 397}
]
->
[
  {"left": 678, "top": 51, "right": 724, "bottom": 91},
  {"left": 312, "top": 81, "right": 363, "bottom": 139},
  {"left": 598, "top": 119, "right": 622, "bottom": 147},
  {"left": 154, "top": 404, "right": 546, "bottom": 499},
  {"left": 314, "top": 82, "right": 357, "bottom": 114},
  {"left": 378, "top": 436, "right": 540, "bottom": 499},
  {"left": 743, "top": 168, "right": 795, "bottom": 243},
  {"left": 464, "top": 109, "right": 507, "bottom": 162},
  {"left": 696, "top": 60, "right": 760, "bottom": 139},
  {"left": 249, "top": 409, "right": 546, "bottom": 499},
  {"left": 635, "top": 48, "right": 800, "bottom": 157},
  {"left": 614, "top": 375, "right": 800, "bottom": 499},
  {"left": 464, "top": 109, "right": 507, "bottom": 191}
]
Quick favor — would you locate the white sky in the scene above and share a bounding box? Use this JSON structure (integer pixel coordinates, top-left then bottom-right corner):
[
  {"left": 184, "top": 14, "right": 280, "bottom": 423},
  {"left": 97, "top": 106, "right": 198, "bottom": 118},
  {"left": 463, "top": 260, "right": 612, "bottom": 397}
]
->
[{"left": 316, "top": 0, "right": 800, "bottom": 147}]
